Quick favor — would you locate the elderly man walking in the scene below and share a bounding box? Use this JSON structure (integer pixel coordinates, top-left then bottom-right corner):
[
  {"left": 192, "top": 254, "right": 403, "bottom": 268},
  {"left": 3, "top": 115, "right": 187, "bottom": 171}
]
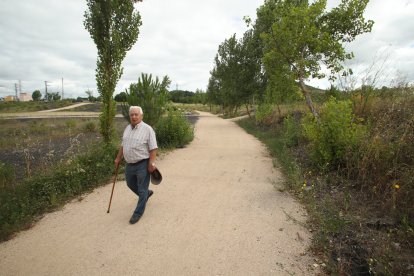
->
[{"left": 115, "top": 106, "right": 158, "bottom": 224}]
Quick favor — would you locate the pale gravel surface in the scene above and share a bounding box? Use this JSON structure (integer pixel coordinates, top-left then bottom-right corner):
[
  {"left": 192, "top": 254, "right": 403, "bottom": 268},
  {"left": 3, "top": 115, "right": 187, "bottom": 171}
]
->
[
  {"left": 0, "top": 112, "right": 318, "bottom": 275},
  {"left": 0, "top": 102, "right": 104, "bottom": 118},
  {"left": 0, "top": 111, "right": 100, "bottom": 119},
  {"left": 37, "top": 102, "right": 93, "bottom": 112}
]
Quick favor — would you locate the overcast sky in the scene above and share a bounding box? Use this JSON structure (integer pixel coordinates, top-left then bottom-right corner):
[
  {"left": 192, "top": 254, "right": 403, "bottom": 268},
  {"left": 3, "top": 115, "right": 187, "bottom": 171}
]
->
[{"left": 0, "top": 0, "right": 413, "bottom": 99}]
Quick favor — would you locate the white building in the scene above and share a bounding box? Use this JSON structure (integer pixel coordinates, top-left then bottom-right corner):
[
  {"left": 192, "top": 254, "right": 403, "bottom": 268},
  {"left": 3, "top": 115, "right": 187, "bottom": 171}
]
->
[{"left": 19, "top": 92, "right": 32, "bottom": 101}]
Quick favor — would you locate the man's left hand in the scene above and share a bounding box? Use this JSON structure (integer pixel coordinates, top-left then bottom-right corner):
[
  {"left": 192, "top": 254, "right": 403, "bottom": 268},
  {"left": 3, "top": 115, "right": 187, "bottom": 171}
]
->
[{"left": 148, "top": 162, "right": 156, "bottom": 173}]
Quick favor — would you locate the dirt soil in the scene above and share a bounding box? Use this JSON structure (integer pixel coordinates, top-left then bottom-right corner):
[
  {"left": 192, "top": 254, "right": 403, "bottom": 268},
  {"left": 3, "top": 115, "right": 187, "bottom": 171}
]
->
[{"left": 0, "top": 112, "right": 318, "bottom": 275}]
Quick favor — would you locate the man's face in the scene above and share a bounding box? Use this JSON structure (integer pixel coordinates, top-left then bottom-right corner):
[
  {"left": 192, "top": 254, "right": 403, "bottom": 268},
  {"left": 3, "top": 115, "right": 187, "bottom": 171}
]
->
[{"left": 129, "top": 109, "right": 142, "bottom": 126}]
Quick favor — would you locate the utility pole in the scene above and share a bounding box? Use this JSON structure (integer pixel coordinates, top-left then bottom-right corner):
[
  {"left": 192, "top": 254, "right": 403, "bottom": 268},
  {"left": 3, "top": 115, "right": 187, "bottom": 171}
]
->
[
  {"left": 61, "top": 77, "right": 64, "bottom": 100},
  {"left": 14, "top": 83, "right": 18, "bottom": 101},
  {"left": 44, "top": 81, "right": 49, "bottom": 100}
]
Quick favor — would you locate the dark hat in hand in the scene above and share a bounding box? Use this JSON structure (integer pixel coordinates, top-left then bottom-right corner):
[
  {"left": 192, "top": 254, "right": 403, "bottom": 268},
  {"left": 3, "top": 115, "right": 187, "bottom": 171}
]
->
[{"left": 151, "top": 168, "right": 162, "bottom": 185}]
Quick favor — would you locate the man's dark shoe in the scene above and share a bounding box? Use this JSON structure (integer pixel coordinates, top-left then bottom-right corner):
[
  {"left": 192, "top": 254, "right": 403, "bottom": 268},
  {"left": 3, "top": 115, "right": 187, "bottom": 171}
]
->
[
  {"left": 148, "top": 190, "right": 153, "bottom": 200},
  {"left": 129, "top": 214, "right": 141, "bottom": 224}
]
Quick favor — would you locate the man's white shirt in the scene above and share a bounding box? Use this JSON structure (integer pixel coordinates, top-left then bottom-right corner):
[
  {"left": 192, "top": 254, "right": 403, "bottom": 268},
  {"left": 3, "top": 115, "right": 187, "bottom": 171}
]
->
[{"left": 122, "top": 121, "right": 158, "bottom": 163}]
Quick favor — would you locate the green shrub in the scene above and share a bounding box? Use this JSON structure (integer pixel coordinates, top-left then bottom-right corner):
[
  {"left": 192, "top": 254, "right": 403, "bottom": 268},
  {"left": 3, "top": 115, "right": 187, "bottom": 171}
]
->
[
  {"left": 155, "top": 110, "right": 194, "bottom": 148},
  {"left": 302, "top": 97, "right": 366, "bottom": 168},
  {"left": 83, "top": 121, "right": 97, "bottom": 132}
]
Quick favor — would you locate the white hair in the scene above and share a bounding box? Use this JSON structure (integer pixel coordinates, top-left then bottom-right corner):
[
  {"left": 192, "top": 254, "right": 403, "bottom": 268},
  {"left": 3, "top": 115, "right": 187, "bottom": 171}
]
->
[{"left": 129, "top": 106, "right": 143, "bottom": 115}]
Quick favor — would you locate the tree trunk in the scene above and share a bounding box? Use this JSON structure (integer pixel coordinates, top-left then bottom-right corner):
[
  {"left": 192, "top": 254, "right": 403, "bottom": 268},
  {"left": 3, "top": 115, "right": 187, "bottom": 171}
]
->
[
  {"left": 245, "top": 104, "right": 251, "bottom": 118},
  {"left": 276, "top": 103, "right": 281, "bottom": 116},
  {"left": 299, "top": 79, "right": 319, "bottom": 120}
]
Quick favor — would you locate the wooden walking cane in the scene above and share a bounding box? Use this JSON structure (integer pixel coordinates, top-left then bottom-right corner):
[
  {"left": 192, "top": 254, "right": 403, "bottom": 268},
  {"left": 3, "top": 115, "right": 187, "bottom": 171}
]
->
[{"left": 107, "top": 163, "right": 119, "bottom": 213}]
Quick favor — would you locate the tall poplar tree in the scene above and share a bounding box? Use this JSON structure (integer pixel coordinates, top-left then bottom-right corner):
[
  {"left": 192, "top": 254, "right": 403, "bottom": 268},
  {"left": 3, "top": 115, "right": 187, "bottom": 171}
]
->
[{"left": 84, "top": 0, "right": 142, "bottom": 143}]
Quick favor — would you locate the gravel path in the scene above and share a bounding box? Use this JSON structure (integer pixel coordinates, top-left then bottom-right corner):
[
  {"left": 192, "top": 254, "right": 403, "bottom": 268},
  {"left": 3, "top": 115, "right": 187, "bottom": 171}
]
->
[
  {"left": 0, "top": 112, "right": 317, "bottom": 275},
  {"left": 0, "top": 102, "right": 101, "bottom": 119},
  {"left": 37, "top": 102, "right": 93, "bottom": 112}
]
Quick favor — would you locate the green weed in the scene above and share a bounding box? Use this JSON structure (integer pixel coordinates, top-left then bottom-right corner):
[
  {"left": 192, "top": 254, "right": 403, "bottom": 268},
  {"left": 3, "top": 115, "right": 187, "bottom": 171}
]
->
[{"left": 302, "top": 97, "right": 367, "bottom": 169}]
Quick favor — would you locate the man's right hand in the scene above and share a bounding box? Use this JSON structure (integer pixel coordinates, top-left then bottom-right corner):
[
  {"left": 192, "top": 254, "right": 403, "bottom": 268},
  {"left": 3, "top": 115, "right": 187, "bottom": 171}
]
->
[
  {"left": 114, "top": 158, "right": 121, "bottom": 168},
  {"left": 115, "top": 147, "right": 123, "bottom": 169}
]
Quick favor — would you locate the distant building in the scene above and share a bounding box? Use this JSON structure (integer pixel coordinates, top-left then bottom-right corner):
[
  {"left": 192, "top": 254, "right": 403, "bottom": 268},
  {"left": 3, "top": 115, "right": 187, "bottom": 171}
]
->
[
  {"left": 19, "top": 92, "right": 32, "bottom": 102},
  {"left": 4, "top": 95, "right": 17, "bottom": 102}
]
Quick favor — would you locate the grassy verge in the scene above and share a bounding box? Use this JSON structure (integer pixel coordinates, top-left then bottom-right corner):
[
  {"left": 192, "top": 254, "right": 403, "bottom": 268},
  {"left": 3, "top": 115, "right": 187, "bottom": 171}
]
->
[
  {"left": 236, "top": 104, "right": 414, "bottom": 275},
  {"left": 0, "top": 142, "right": 118, "bottom": 241}
]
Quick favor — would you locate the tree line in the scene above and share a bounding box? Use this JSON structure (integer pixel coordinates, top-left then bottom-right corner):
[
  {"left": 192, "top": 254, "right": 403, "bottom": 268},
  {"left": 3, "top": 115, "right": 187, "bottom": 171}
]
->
[
  {"left": 206, "top": 0, "right": 373, "bottom": 118},
  {"left": 83, "top": 0, "right": 373, "bottom": 142},
  {"left": 114, "top": 89, "right": 206, "bottom": 104}
]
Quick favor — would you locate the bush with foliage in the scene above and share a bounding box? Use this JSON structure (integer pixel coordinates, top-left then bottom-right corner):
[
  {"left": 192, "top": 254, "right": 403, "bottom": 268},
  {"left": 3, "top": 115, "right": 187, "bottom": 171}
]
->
[
  {"left": 282, "top": 113, "right": 303, "bottom": 148},
  {"left": 121, "top": 73, "right": 170, "bottom": 126},
  {"left": 114, "top": 92, "right": 127, "bottom": 102},
  {"left": 32, "top": 90, "right": 42, "bottom": 101},
  {"left": 155, "top": 110, "right": 194, "bottom": 148},
  {"left": 302, "top": 97, "right": 366, "bottom": 169},
  {"left": 255, "top": 103, "right": 273, "bottom": 124}
]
